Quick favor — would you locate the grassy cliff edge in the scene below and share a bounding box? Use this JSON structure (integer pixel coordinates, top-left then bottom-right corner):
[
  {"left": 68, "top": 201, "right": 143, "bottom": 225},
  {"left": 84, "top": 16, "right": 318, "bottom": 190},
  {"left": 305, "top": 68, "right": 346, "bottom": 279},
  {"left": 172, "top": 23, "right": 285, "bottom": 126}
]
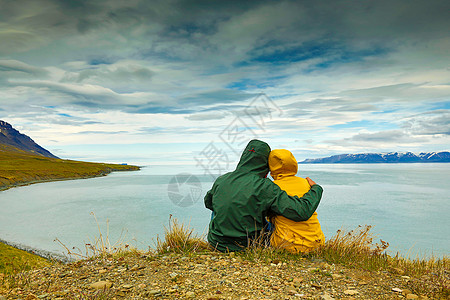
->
[
  {"left": 0, "top": 220, "right": 448, "bottom": 299},
  {"left": 0, "top": 144, "right": 140, "bottom": 191}
]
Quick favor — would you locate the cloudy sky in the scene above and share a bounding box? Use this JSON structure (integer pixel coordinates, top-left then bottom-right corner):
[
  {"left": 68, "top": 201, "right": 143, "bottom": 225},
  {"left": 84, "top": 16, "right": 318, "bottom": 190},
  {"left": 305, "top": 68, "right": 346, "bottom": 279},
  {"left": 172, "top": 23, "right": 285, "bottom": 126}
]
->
[{"left": 1, "top": 0, "right": 449, "bottom": 171}]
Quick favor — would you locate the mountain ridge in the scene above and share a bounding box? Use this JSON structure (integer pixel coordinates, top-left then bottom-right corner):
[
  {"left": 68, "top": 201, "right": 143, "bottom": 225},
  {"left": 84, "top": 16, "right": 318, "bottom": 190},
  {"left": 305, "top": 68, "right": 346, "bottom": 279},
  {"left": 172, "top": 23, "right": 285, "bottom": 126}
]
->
[
  {"left": 0, "top": 120, "right": 58, "bottom": 158},
  {"left": 300, "top": 151, "right": 450, "bottom": 163}
]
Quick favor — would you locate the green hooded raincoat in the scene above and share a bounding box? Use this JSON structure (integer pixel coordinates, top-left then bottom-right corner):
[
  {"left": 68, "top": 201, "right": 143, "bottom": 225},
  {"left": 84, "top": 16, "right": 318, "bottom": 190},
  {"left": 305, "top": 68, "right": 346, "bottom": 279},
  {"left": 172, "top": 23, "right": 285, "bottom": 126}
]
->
[{"left": 204, "top": 139, "right": 323, "bottom": 252}]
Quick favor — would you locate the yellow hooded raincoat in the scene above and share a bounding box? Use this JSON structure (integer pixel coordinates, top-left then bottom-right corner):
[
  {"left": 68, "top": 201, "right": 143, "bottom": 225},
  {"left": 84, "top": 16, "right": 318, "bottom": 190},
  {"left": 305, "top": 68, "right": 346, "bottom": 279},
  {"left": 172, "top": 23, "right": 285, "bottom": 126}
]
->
[{"left": 269, "top": 149, "right": 325, "bottom": 253}]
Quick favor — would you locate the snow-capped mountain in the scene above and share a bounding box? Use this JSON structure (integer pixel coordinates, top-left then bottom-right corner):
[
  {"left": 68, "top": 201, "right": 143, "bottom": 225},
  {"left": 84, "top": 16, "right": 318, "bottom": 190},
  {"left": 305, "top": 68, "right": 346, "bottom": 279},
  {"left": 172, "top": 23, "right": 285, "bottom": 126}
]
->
[{"left": 300, "top": 151, "right": 450, "bottom": 163}]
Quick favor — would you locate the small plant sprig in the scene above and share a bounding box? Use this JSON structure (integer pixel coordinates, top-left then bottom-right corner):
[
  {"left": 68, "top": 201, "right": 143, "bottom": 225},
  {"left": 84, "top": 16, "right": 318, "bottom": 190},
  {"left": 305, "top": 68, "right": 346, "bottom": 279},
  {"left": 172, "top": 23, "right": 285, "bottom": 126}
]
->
[
  {"left": 156, "top": 215, "right": 209, "bottom": 254},
  {"left": 54, "top": 212, "right": 133, "bottom": 260}
]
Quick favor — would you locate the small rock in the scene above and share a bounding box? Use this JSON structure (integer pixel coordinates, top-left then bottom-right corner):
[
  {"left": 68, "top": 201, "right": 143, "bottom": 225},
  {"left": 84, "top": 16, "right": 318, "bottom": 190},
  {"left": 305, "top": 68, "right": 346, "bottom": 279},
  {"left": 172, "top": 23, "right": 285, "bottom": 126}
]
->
[
  {"left": 116, "top": 291, "right": 126, "bottom": 297},
  {"left": 89, "top": 281, "right": 113, "bottom": 289},
  {"left": 98, "top": 269, "right": 107, "bottom": 274},
  {"left": 186, "top": 291, "right": 195, "bottom": 298},
  {"left": 286, "top": 287, "right": 298, "bottom": 295},
  {"left": 25, "top": 294, "right": 39, "bottom": 300},
  {"left": 406, "top": 294, "right": 419, "bottom": 299},
  {"left": 149, "top": 289, "right": 161, "bottom": 296},
  {"left": 402, "top": 289, "right": 412, "bottom": 296},
  {"left": 344, "top": 290, "right": 359, "bottom": 295},
  {"left": 392, "top": 287, "right": 403, "bottom": 293},
  {"left": 122, "top": 284, "right": 133, "bottom": 289},
  {"left": 321, "top": 293, "right": 335, "bottom": 300},
  {"left": 293, "top": 277, "right": 303, "bottom": 287},
  {"left": 358, "top": 281, "right": 368, "bottom": 285},
  {"left": 401, "top": 275, "right": 411, "bottom": 280},
  {"left": 331, "top": 274, "right": 343, "bottom": 280},
  {"left": 319, "top": 262, "right": 330, "bottom": 269},
  {"left": 130, "top": 264, "right": 142, "bottom": 271},
  {"left": 312, "top": 283, "right": 322, "bottom": 289},
  {"left": 138, "top": 283, "right": 146, "bottom": 289}
]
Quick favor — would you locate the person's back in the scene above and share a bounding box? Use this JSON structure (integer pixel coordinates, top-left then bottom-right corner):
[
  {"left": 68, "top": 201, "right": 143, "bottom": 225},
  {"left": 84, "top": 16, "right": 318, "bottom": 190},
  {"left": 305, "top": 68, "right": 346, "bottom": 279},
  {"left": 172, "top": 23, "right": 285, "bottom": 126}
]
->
[
  {"left": 269, "top": 149, "right": 325, "bottom": 253},
  {"left": 205, "top": 140, "right": 324, "bottom": 252}
]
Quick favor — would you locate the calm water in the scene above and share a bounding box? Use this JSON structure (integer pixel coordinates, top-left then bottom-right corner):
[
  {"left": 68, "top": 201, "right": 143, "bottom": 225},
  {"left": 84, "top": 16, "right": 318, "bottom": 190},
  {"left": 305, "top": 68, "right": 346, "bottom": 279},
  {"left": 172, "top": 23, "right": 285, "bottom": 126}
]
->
[{"left": 0, "top": 164, "right": 448, "bottom": 258}]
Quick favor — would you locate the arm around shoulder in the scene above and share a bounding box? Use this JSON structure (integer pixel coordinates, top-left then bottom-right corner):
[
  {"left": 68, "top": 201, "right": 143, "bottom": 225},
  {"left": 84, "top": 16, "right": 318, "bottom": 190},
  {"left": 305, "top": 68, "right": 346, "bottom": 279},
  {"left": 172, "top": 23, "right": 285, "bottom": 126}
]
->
[{"left": 269, "top": 182, "right": 323, "bottom": 222}]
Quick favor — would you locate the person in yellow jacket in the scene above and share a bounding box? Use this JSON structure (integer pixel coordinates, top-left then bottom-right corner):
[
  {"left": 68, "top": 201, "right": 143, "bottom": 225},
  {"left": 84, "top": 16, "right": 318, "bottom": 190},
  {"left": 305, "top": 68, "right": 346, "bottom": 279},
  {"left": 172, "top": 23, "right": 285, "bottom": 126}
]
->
[{"left": 268, "top": 149, "right": 325, "bottom": 253}]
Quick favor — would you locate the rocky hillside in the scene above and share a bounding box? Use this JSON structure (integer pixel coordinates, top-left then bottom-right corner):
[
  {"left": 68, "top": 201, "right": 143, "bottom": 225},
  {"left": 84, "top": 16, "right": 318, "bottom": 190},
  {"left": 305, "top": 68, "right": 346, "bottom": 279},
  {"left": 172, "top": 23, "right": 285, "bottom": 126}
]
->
[
  {"left": 0, "top": 120, "right": 58, "bottom": 158},
  {"left": 301, "top": 151, "right": 450, "bottom": 163},
  {"left": 0, "top": 251, "right": 432, "bottom": 299}
]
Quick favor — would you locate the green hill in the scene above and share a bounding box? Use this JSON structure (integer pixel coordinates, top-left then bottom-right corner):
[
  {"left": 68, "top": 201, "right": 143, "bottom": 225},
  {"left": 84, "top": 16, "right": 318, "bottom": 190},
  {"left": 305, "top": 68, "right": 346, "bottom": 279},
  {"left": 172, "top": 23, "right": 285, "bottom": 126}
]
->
[{"left": 0, "top": 143, "right": 139, "bottom": 191}]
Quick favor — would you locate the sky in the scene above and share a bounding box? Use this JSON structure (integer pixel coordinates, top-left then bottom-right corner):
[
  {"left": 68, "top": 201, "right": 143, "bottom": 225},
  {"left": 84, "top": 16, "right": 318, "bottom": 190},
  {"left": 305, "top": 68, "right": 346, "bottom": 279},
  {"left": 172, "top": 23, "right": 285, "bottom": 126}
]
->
[{"left": 0, "top": 0, "right": 449, "bottom": 173}]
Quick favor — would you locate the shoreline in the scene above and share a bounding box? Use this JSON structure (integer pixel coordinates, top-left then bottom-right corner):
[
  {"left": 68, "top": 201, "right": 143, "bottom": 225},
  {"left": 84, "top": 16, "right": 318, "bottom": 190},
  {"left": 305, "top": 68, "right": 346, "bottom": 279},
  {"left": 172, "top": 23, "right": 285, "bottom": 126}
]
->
[
  {"left": 0, "top": 167, "right": 141, "bottom": 192},
  {"left": 0, "top": 238, "right": 70, "bottom": 263},
  {"left": 0, "top": 168, "right": 142, "bottom": 262}
]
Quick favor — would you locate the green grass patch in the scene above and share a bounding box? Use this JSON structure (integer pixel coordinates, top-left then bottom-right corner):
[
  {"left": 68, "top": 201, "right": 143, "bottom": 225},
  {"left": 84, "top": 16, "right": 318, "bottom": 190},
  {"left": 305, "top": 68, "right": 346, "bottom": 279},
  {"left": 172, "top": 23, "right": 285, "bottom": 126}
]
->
[
  {"left": 0, "top": 242, "right": 50, "bottom": 276},
  {"left": 0, "top": 144, "right": 139, "bottom": 190}
]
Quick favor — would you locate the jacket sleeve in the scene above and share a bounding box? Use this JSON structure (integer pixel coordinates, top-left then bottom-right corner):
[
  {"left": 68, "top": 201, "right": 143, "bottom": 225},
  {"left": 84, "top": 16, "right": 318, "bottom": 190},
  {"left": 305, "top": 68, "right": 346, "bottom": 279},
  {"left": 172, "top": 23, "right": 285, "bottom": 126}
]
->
[
  {"left": 204, "top": 188, "right": 213, "bottom": 211},
  {"left": 266, "top": 182, "right": 323, "bottom": 222}
]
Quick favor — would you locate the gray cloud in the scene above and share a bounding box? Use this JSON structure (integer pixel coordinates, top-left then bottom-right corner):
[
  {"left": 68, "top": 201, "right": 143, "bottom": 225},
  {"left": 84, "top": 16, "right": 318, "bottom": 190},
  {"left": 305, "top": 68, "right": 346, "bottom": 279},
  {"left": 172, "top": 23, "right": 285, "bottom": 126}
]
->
[
  {"left": 326, "top": 129, "right": 431, "bottom": 150},
  {"left": 137, "top": 125, "right": 213, "bottom": 135},
  {"left": 0, "top": 60, "right": 49, "bottom": 77},
  {"left": 185, "top": 112, "right": 228, "bottom": 121},
  {"left": 75, "top": 130, "right": 129, "bottom": 135},
  {"left": 324, "top": 109, "right": 450, "bottom": 149},
  {"left": 1, "top": 0, "right": 449, "bottom": 155},
  {"left": 402, "top": 110, "right": 450, "bottom": 136},
  {"left": 180, "top": 90, "right": 257, "bottom": 106},
  {"left": 61, "top": 63, "right": 154, "bottom": 93},
  {"left": 350, "top": 130, "right": 408, "bottom": 142}
]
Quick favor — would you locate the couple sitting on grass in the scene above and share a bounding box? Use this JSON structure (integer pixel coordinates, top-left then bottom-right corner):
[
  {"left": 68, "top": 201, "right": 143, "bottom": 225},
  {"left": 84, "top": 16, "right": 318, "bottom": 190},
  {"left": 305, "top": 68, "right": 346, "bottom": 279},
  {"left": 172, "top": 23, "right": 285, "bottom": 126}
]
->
[{"left": 204, "top": 139, "right": 325, "bottom": 253}]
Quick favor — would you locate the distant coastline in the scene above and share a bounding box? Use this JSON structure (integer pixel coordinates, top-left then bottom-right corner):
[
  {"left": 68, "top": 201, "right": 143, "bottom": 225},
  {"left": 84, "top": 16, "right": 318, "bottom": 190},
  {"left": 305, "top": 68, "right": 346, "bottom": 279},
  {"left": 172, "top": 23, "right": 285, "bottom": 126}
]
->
[
  {"left": 300, "top": 151, "right": 450, "bottom": 164},
  {"left": 0, "top": 167, "right": 140, "bottom": 192}
]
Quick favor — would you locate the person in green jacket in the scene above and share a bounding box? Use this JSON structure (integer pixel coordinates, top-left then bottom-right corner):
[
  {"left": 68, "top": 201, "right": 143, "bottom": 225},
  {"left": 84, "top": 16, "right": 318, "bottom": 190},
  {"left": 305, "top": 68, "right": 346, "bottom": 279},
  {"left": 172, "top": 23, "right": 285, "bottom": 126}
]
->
[{"left": 204, "top": 139, "right": 323, "bottom": 252}]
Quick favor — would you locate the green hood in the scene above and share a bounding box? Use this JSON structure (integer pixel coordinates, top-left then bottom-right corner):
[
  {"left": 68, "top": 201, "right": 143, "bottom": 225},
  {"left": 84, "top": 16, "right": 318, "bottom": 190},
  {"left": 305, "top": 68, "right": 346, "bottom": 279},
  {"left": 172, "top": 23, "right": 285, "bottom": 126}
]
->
[{"left": 235, "top": 139, "right": 271, "bottom": 178}]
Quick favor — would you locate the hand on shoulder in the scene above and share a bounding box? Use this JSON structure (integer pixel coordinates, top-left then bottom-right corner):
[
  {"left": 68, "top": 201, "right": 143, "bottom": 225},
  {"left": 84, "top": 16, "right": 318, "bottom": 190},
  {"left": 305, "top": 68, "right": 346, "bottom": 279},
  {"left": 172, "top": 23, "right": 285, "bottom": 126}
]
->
[{"left": 306, "top": 177, "right": 317, "bottom": 187}]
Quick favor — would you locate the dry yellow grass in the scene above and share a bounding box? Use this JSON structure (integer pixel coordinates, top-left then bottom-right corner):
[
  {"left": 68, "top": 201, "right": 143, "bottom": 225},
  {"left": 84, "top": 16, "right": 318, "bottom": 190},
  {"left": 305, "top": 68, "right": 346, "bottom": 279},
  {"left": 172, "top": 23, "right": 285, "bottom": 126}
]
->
[{"left": 156, "top": 215, "right": 209, "bottom": 254}]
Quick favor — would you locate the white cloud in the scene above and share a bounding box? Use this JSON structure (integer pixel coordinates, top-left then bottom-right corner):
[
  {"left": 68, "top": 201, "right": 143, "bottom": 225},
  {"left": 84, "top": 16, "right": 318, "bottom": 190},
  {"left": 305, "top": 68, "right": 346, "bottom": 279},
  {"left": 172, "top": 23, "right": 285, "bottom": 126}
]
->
[{"left": 0, "top": 0, "right": 449, "bottom": 162}]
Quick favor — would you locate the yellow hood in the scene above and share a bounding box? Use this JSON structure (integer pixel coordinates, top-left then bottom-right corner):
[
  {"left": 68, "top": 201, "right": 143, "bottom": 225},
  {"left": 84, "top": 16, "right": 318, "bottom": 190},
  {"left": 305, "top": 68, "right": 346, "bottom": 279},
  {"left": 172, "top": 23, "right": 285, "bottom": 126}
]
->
[{"left": 268, "top": 149, "right": 298, "bottom": 180}]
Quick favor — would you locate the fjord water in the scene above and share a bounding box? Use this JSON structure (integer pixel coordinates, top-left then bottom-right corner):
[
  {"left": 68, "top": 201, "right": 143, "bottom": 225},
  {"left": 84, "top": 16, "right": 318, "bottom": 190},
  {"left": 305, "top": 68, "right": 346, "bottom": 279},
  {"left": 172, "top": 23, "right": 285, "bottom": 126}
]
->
[{"left": 0, "top": 164, "right": 448, "bottom": 258}]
